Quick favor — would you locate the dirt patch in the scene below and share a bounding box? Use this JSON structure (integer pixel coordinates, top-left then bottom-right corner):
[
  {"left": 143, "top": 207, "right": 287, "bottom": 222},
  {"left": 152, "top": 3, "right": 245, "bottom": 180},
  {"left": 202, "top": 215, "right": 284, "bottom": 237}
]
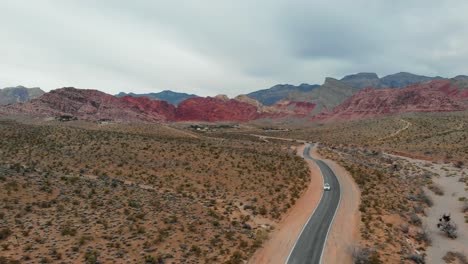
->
[
  {"left": 249, "top": 144, "right": 322, "bottom": 264},
  {"left": 313, "top": 147, "right": 361, "bottom": 264}
]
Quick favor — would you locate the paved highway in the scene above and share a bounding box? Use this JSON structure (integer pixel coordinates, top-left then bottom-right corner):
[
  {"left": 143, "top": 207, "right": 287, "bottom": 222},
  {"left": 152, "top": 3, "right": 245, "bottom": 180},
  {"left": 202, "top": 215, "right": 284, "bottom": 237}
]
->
[{"left": 286, "top": 144, "right": 341, "bottom": 264}]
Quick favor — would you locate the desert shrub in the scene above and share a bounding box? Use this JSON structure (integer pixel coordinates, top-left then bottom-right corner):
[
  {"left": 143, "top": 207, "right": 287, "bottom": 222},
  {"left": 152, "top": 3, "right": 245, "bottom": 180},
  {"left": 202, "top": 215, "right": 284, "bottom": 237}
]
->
[
  {"left": 84, "top": 249, "right": 99, "bottom": 264},
  {"left": 437, "top": 214, "right": 457, "bottom": 239},
  {"left": 462, "top": 202, "right": 468, "bottom": 213},
  {"left": 409, "top": 213, "right": 422, "bottom": 226},
  {"left": 352, "top": 246, "right": 383, "bottom": 264},
  {"left": 415, "top": 228, "right": 431, "bottom": 245},
  {"left": 400, "top": 224, "right": 409, "bottom": 234},
  {"left": 226, "top": 251, "right": 243, "bottom": 264},
  {"left": 418, "top": 192, "right": 433, "bottom": 207},
  {"left": 405, "top": 254, "right": 425, "bottom": 264},
  {"left": 442, "top": 251, "right": 468, "bottom": 264},
  {"left": 144, "top": 255, "right": 163, "bottom": 264},
  {"left": 60, "top": 222, "right": 77, "bottom": 236},
  {"left": 428, "top": 184, "right": 444, "bottom": 196},
  {"left": 0, "top": 228, "right": 12, "bottom": 240}
]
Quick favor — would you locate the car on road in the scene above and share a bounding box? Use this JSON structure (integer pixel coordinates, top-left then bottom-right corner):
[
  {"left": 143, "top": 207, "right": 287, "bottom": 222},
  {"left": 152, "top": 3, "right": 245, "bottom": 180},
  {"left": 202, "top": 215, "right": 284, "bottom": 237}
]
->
[{"left": 323, "top": 183, "right": 331, "bottom": 191}]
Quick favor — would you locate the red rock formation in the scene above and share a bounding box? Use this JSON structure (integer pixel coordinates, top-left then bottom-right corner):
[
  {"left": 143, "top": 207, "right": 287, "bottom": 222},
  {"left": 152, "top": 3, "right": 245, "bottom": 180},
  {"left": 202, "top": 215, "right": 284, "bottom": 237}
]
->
[
  {"left": 3, "top": 80, "right": 464, "bottom": 123},
  {"left": 176, "top": 97, "right": 259, "bottom": 122},
  {"left": 3, "top": 87, "right": 175, "bottom": 122},
  {"left": 312, "top": 80, "right": 467, "bottom": 122}
]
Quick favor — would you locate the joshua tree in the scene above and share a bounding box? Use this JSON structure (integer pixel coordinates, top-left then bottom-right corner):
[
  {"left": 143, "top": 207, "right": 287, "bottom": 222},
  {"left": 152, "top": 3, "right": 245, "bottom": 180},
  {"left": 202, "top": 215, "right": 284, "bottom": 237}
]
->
[{"left": 437, "top": 213, "right": 457, "bottom": 239}]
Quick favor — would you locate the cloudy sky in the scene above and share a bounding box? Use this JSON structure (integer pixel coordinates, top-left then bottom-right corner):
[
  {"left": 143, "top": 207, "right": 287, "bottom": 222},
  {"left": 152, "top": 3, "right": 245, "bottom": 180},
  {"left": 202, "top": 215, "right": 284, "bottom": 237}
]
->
[{"left": 1, "top": 0, "right": 468, "bottom": 96}]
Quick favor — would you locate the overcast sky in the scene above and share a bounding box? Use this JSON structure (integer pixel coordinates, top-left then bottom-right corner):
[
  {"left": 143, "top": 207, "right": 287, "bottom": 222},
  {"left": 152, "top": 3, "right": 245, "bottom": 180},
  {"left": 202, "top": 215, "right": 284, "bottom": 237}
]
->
[{"left": 1, "top": 0, "right": 468, "bottom": 96}]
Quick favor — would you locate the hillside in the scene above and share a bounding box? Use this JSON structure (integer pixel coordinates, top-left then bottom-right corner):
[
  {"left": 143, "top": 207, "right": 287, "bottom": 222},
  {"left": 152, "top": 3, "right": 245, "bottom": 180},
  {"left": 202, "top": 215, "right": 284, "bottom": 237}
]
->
[
  {"left": 176, "top": 96, "right": 260, "bottom": 122},
  {"left": 116, "top": 90, "right": 198, "bottom": 105},
  {"left": 0, "top": 86, "right": 45, "bottom": 105},
  {"left": 312, "top": 80, "right": 468, "bottom": 122},
  {"left": 2, "top": 87, "right": 175, "bottom": 122}
]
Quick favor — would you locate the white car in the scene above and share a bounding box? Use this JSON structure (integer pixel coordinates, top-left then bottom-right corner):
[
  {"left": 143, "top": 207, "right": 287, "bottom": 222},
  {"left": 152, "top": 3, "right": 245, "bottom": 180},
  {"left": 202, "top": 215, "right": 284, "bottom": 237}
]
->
[{"left": 324, "top": 183, "right": 331, "bottom": 191}]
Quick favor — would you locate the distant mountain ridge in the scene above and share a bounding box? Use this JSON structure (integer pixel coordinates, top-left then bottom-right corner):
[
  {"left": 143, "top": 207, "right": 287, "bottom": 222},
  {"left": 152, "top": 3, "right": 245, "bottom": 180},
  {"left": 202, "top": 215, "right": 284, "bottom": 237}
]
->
[
  {"left": 116, "top": 90, "right": 198, "bottom": 105},
  {"left": 340, "top": 72, "right": 445, "bottom": 89},
  {"left": 245, "top": 72, "right": 454, "bottom": 108},
  {"left": 0, "top": 86, "right": 45, "bottom": 105},
  {"left": 247, "top": 83, "right": 320, "bottom": 106},
  {"left": 287, "top": 77, "right": 361, "bottom": 114},
  {"left": 2, "top": 71, "right": 467, "bottom": 123}
]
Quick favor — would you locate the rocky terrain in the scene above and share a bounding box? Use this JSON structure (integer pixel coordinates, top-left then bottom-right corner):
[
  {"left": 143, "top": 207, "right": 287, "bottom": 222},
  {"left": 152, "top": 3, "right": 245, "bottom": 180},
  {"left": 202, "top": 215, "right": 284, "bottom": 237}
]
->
[
  {"left": 313, "top": 80, "right": 468, "bottom": 122},
  {"left": 0, "top": 120, "right": 310, "bottom": 263},
  {"left": 0, "top": 86, "right": 44, "bottom": 105},
  {"left": 116, "top": 90, "right": 199, "bottom": 105}
]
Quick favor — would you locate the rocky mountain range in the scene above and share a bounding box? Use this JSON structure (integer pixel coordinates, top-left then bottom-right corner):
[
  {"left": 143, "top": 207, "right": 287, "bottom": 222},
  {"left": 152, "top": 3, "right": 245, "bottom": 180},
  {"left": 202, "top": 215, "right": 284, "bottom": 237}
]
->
[
  {"left": 0, "top": 86, "right": 44, "bottom": 105},
  {"left": 340, "top": 72, "right": 444, "bottom": 89},
  {"left": 1, "top": 72, "right": 467, "bottom": 123},
  {"left": 1, "top": 88, "right": 317, "bottom": 122}
]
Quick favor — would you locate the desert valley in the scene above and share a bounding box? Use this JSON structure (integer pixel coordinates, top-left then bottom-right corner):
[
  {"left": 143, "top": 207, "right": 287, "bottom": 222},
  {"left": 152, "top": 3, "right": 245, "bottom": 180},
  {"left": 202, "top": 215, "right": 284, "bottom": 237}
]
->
[
  {"left": 2, "top": 2, "right": 468, "bottom": 263},
  {"left": 0, "top": 71, "right": 467, "bottom": 264}
]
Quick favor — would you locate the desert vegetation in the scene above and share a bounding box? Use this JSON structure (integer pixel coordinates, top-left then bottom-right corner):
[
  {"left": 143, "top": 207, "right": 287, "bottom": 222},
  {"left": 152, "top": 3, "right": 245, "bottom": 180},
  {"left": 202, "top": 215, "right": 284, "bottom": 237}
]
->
[
  {"left": 0, "top": 119, "right": 310, "bottom": 263},
  {"left": 254, "top": 111, "right": 468, "bottom": 163},
  {"left": 318, "top": 145, "right": 436, "bottom": 263}
]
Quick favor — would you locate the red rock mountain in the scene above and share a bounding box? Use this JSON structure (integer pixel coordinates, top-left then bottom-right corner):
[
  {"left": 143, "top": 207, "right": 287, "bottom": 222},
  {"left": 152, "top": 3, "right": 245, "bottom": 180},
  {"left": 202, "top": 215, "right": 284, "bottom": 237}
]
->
[
  {"left": 176, "top": 96, "right": 260, "bottom": 122},
  {"left": 1, "top": 87, "right": 317, "bottom": 122},
  {"left": 2, "top": 87, "right": 176, "bottom": 122},
  {"left": 312, "top": 80, "right": 468, "bottom": 122},
  {"left": 3, "top": 80, "right": 466, "bottom": 123}
]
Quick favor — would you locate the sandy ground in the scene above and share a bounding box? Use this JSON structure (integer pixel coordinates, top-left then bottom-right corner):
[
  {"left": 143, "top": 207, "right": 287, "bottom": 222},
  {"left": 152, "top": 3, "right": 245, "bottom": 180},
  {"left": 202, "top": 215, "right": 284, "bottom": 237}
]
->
[
  {"left": 313, "top": 147, "right": 361, "bottom": 264},
  {"left": 249, "top": 144, "right": 361, "bottom": 264},
  {"left": 249, "top": 144, "right": 322, "bottom": 264},
  {"left": 386, "top": 154, "right": 468, "bottom": 263}
]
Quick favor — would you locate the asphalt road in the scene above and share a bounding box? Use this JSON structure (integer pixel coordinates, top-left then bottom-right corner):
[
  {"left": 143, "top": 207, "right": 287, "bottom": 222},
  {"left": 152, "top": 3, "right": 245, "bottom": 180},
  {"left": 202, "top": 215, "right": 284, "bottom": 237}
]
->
[{"left": 286, "top": 144, "right": 341, "bottom": 264}]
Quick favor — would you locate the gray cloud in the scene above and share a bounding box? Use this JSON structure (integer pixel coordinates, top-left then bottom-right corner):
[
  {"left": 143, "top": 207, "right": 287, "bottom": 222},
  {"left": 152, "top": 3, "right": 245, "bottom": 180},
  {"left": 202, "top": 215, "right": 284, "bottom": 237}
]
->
[{"left": 1, "top": 0, "right": 468, "bottom": 97}]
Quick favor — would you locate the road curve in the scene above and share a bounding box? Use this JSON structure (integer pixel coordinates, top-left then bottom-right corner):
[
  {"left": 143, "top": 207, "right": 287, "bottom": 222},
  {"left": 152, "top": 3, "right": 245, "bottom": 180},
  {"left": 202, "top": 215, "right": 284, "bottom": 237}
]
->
[{"left": 286, "top": 144, "right": 341, "bottom": 264}]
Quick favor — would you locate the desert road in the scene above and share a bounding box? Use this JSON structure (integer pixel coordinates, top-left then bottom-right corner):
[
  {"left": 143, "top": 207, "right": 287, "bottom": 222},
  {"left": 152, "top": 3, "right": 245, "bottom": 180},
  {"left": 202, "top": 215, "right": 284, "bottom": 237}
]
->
[{"left": 286, "top": 144, "right": 341, "bottom": 264}]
